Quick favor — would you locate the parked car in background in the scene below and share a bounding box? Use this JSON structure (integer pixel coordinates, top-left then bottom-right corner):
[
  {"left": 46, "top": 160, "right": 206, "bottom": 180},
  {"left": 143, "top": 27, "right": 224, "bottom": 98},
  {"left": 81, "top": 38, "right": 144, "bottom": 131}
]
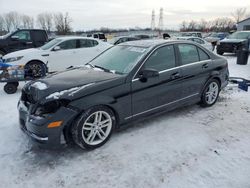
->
[
  {"left": 205, "top": 32, "right": 229, "bottom": 44},
  {"left": 180, "top": 32, "right": 202, "bottom": 38},
  {"left": 87, "top": 33, "right": 107, "bottom": 42},
  {"left": 0, "top": 29, "right": 48, "bottom": 58},
  {"left": 176, "top": 37, "right": 213, "bottom": 51},
  {"left": 2, "top": 36, "right": 112, "bottom": 77},
  {"left": 109, "top": 36, "right": 140, "bottom": 45},
  {"left": 18, "top": 39, "right": 229, "bottom": 149},
  {"left": 217, "top": 31, "right": 250, "bottom": 55},
  {"left": 133, "top": 34, "right": 151, "bottom": 39}
]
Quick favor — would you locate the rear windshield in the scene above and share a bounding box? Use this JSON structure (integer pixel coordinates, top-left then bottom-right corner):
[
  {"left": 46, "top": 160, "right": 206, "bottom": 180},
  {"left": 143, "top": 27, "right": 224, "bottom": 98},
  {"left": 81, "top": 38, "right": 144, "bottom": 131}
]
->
[{"left": 228, "top": 32, "right": 250, "bottom": 39}]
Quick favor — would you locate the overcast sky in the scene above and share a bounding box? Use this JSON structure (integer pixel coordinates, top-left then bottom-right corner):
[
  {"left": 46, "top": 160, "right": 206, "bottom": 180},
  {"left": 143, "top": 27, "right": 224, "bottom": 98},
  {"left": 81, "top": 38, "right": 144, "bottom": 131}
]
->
[{"left": 1, "top": 0, "right": 250, "bottom": 30}]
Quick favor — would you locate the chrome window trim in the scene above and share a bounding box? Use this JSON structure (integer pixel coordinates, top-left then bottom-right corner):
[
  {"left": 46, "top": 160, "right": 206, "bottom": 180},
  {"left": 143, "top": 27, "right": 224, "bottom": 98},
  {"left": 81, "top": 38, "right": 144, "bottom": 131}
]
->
[
  {"left": 131, "top": 43, "right": 211, "bottom": 82},
  {"left": 132, "top": 43, "right": 174, "bottom": 81},
  {"left": 125, "top": 93, "right": 199, "bottom": 120},
  {"left": 132, "top": 59, "right": 211, "bottom": 82}
]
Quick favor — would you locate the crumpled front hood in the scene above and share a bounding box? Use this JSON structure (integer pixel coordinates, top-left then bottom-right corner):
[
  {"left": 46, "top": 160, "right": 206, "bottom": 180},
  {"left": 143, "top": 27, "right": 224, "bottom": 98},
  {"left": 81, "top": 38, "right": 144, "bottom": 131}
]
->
[
  {"left": 220, "top": 38, "right": 246, "bottom": 43},
  {"left": 23, "top": 67, "right": 124, "bottom": 102}
]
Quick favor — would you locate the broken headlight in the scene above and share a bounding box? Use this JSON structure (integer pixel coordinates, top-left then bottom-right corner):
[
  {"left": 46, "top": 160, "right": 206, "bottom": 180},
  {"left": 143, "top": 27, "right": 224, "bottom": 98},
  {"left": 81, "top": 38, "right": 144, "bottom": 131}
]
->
[{"left": 34, "top": 100, "right": 70, "bottom": 116}]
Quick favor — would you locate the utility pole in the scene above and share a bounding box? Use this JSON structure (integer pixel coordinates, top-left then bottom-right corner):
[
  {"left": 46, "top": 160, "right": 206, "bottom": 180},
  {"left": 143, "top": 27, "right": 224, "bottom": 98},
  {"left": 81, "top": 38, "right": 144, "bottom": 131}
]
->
[
  {"left": 151, "top": 9, "right": 155, "bottom": 30},
  {"left": 158, "top": 8, "right": 164, "bottom": 31}
]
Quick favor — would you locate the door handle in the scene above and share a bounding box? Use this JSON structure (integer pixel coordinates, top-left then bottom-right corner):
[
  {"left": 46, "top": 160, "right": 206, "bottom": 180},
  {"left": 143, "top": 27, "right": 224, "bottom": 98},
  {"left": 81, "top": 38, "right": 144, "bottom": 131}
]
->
[
  {"left": 202, "top": 63, "right": 209, "bottom": 69},
  {"left": 26, "top": 42, "right": 33, "bottom": 45},
  {"left": 171, "top": 72, "right": 181, "bottom": 80}
]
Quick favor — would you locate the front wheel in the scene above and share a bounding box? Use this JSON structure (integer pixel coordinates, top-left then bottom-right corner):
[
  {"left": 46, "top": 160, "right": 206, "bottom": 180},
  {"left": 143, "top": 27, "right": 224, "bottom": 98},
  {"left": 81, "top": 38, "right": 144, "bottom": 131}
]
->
[
  {"left": 72, "top": 106, "right": 116, "bottom": 150},
  {"left": 25, "top": 61, "right": 46, "bottom": 78},
  {"left": 200, "top": 79, "right": 220, "bottom": 107}
]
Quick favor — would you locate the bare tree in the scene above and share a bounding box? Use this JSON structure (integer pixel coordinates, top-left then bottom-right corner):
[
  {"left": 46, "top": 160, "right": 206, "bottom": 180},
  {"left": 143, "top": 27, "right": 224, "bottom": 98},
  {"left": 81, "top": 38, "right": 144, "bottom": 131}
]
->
[
  {"left": 3, "top": 11, "right": 21, "bottom": 31},
  {"left": 187, "top": 20, "right": 197, "bottom": 31},
  {"left": 22, "top": 15, "right": 34, "bottom": 29},
  {"left": 37, "top": 12, "right": 53, "bottom": 32},
  {"left": 180, "top": 21, "right": 187, "bottom": 31},
  {"left": 54, "top": 12, "right": 72, "bottom": 35},
  {"left": 231, "top": 8, "right": 247, "bottom": 23},
  {"left": 0, "top": 15, "right": 5, "bottom": 32},
  {"left": 198, "top": 19, "right": 208, "bottom": 31}
]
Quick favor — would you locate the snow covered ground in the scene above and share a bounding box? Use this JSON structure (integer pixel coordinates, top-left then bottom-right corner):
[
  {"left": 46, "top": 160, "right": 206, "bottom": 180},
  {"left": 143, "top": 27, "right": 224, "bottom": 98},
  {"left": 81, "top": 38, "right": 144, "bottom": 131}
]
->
[{"left": 0, "top": 54, "right": 250, "bottom": 188}]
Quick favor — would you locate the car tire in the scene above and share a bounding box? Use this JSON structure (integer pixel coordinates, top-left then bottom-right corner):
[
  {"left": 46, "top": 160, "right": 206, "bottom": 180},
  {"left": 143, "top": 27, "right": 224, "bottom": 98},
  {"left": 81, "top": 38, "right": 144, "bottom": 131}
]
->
[
  {"left": 25, "top": 61, "right": 46, "bottom": 78},
  {"left": 0, "top": 50, "right": 5, "bottom": 58},
  {"left": 4, "top": 82, "right": 18, "bottom": 94},
  {"left": 200, "top": 79, "right": 220, "bottom": 107},
  {"left": 71, "top": 105, "right": 116, "bottom": 150}
]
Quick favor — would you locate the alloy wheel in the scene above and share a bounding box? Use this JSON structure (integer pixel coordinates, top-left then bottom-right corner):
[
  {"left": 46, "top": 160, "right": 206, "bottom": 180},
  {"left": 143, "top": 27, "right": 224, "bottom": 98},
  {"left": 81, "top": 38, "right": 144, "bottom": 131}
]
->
[
  {"left": 205, "top": 82, "right": 219, "bottom": 105},
  {"left": 81, "top": 111, "right": 112, "bottom": 146},
  {"left": 28, "top": 63, "right": 45, "bottom": 78}
]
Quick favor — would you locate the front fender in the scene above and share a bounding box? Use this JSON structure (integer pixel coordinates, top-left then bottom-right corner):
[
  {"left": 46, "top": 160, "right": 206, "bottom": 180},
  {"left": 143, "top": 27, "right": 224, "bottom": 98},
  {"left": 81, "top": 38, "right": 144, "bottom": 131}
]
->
[{"left": 70, "top": 95, "right": 116, "bottom": 111}]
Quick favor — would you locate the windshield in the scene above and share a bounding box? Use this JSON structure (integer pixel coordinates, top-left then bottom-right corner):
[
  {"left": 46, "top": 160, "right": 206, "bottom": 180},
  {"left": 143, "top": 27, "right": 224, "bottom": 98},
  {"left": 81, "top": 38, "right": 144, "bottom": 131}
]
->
[
  {"left": 40, "top": 38, "right": 62, "bottom": 50},
  {"left": 228, "top": 32, "right": 250, "bottom": 39},
  {"left": 90, "top": 45, "right": 148, "bottom": 74}
]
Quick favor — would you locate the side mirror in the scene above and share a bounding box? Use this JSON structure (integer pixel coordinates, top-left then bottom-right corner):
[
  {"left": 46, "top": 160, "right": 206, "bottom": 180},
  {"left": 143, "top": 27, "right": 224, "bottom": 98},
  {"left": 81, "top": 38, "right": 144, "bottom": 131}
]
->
[
  {"left": 53, "top": 46, "right": 61, "bottom": 51},
  {"left": 139, "top": 68, "right": 159, "bottom": 82},
  {"left": 11, "top": 36, "right": 19, "bottom": 41}
]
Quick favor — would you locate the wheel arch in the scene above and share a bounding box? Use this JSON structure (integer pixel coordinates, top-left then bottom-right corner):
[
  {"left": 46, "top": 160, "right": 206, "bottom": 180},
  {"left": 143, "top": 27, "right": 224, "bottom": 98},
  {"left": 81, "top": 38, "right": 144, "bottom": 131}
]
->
[
  {"left": 201, "top": 75, "right": 222, "bottom": 96},
  {"left": 26, "top": 59, "right": 46, "bottom": 66},
  {"left": 63, "top": 101, "right": 121, "bottom": 143},
  {"left": 26, "top": 59, "right": 48, "bottom": 73}
]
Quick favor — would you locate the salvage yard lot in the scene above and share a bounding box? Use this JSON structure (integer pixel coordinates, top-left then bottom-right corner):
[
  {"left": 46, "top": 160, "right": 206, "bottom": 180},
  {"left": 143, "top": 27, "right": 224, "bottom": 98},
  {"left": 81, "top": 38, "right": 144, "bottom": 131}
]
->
[{"left": 0, "top": 55, "right": 250, "bottom": 188}]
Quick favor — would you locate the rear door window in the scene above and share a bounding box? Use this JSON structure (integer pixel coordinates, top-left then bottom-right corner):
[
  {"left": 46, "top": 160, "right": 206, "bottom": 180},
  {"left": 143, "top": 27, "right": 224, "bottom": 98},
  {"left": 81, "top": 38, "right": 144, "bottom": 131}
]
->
[
  {"left": 178, "top": 44, "right": 199, "bottom": 65},
  {"left": 32, "top": 31, "right": 47, "bottom": 42},
  {"left": 198, "top": 48, "right": 210, "bottom": 61},
  {"left": 79, "top": 39, "right": 98, "bottom": 48}
]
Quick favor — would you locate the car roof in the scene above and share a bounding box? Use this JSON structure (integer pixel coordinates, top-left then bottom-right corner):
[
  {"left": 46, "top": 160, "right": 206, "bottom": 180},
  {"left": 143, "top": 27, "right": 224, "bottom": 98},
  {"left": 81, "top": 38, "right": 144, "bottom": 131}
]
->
[
  {"left": 119, "top": 39, "right": 185, "bottom": 48},
  {"left": 236, "top": 31, "right": 250, "bottom": 33},
  {"left": 177, "top": 36, "right": 204, "bottom": 40},
  {"left": 55, "top": 36, "right": 98, "bottom": 40},
  {"left": 181, "top": 32, "right": 201, "bottom": 33}
]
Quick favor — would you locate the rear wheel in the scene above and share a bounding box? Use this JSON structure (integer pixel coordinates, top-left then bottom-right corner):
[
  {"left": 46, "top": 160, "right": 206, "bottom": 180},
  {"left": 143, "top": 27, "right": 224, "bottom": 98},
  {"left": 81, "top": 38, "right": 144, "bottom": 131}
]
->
[
  {"left": 4, "top": 82, "right": 18, "bottom": 94},
  {"left": 25, "top": 61, "right": 46, "bottom": 78},
  {"left": 200, "top": 79, "right": 220, "bottom": 107},
  {"left": 72, "top": 105, "right": 116, "bottom": 150}
]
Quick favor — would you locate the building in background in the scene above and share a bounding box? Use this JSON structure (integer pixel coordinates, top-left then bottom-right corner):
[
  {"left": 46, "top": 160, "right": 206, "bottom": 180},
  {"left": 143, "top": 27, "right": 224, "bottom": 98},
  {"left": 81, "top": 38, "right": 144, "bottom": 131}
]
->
[{"left": 237, "top": 17, "right": 250, "bottom": 31}]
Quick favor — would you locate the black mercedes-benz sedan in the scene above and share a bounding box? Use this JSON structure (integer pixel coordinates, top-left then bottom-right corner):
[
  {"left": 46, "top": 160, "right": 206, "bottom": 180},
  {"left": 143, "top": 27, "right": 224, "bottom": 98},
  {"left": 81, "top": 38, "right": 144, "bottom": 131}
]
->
[{"left": 18, "top": 40, "right": 229, "bottom": 149}]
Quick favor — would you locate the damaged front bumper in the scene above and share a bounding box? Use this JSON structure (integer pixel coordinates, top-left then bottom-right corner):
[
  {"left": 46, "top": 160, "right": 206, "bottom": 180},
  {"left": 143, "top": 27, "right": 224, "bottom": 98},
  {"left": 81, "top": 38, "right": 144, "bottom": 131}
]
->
[{"left": 18, "top": 100, "right": 79, "bottom": 149}]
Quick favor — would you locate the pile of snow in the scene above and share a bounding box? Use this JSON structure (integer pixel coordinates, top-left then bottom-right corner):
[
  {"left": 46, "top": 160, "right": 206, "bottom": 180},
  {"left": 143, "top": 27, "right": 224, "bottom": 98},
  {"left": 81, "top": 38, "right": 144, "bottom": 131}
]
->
[
  {"left": 31, "top": 81, "right": 48, "bottom": 90},
  {"left": 0, "top": 54, "right": 250, "bottom": 188}
]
